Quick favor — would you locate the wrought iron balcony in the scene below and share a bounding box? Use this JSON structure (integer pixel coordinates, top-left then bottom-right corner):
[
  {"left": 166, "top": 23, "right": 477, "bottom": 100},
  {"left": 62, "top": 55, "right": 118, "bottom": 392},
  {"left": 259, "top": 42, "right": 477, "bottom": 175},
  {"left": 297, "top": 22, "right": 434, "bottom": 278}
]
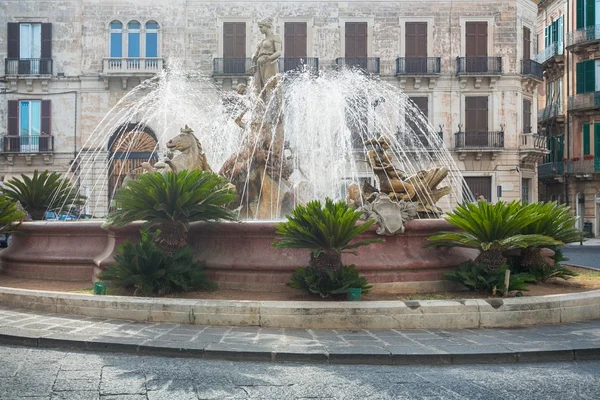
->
[
  {"left": 454, "top": 131, "right": 504, "bottom": 150},
  {"left": 570, "top": 157, "right": 600, "bottom": 174},
  {"left": 538, "top": 161, "right": 564, "bottom": 179},
  {"left": 279, "top": 57, "right": 319, "bottom": 73},
  {"left": 5, "top": 58, "right": 52, "bottom": 75},
  {"left": 521, "top": 59, "right": 543, "bottom": 81},
  {"left": 566, "top": 25, "right": 600, "bottom": 51},
  {"left": 538, "top": 103, "right": 563, "bottom": 123},
  {"left": 395, "top": 57, "right": 441, "bottom": 75},
  {"left": 456, "top": 57, "right": 502, "bottom": 75},
  {"left": 1, "top": 136, "right": 54, "bottom": 153},
  {"left": 212, "top": 58, "right": 253, "bottom": 76},
  {"left": 102, "top": 58, "right": 163, "bottom": 74},
  {"left": 535, "top": 42, "right": 564, "bottom": 65},
  {"left": 520, "top": 134, "right": 548, "bottom": 151},
  {"left": 335, "top": 58, "right": 380, "bottom": 74},
  {"left": 568, "top": 92, "right": 600, "bottom": 112}
]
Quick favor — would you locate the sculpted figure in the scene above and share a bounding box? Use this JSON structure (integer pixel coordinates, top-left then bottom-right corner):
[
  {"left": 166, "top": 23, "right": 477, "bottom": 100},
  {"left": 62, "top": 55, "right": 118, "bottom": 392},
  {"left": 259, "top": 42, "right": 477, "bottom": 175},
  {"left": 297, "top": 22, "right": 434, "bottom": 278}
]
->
[
  {"left": 251, "top": 18, "right": 281, "bottom": 100},
  {"left": 364, "top": 135, "right": 415, "bottom": 201}
]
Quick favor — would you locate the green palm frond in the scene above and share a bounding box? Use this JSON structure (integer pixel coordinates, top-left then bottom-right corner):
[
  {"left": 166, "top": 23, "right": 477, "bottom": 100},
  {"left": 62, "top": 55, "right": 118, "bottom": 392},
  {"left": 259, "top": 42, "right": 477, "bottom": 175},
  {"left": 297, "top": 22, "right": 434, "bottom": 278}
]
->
[
  {"left": 2, "top": 170, "right": 85, "bottom": 220},
  {"left": 0, "top": 194, "right": 25, "bottom": 232},
  {"left": 273, "top": 198, "right": 383, "bottom": 255},
  {"left": 520, "top": 202, "right": 582, "bottom": 245},
  {"left": 106, "top": 170, "right": 237, "bottom": 230}
]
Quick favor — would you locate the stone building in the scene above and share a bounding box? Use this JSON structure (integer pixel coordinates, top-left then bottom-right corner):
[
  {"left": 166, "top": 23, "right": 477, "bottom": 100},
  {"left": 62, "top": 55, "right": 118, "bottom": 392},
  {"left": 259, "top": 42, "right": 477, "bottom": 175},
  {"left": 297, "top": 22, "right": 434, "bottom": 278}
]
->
[
  {"left": 536, "top": 0, "right": 600, "bottom": 236},
  {"left": 1, "top": 0, "right": 543, "bottom": 216}
]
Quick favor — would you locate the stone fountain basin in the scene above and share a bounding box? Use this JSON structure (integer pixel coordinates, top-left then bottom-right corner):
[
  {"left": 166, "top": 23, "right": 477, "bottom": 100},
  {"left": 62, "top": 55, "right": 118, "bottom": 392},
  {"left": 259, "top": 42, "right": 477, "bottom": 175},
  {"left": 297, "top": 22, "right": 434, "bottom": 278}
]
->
[{"left": 0, "top": 220, "right": 476, "bottom": 293}]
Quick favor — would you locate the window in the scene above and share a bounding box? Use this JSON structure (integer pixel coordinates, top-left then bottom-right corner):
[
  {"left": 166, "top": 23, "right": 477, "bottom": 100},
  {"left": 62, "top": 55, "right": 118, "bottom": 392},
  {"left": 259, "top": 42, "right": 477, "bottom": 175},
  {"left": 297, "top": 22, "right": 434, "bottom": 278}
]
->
[
  {"left": 465, "top": 22, "right": 488, "bottom": 73},
  {"left": 128, "top": 21, "right": 141, "bottom": 58},
  {"left": 584, "top": 123, "right": 591, "bottom": 155},
  {"left": 523, "top": 98, "right": 532, "bottom": 133},
  {"left": 6, "top": 22, "right": 52, "bottom": 74},
  {"left": 407, "top": 97, "right": 429, "bottom": 146},
  {"left": 345, "top": 22, "right": 368, "bottom": 69},
  {"left": 522, "top": 179, "right": 531, "bottom": 204},
  {"left": 6, "top": 100, "right": 51, "bottom": 152},
  {"left": 284, "top": 22, "right": 307, "bottom": 71},
  {"left": 145, "top": 21, "right": 159, "bottom": 57},
  {"left": 544, "top": 16, "right": 563, "bottom": 49},
  {"left": 222, "top": 22, "right": 246, "bottom": 73},
  {"left": 108, "top": 20, "right": 159, "bottom": 59},
  {"left": 523, "top": 26, "right": 531, "bottom": 60},
  {"left": 547, "top": 78, "right": 562, "bottom": 107},
  {"left": 576, "top": 60, "right": 596, "bottom": 94},
  {"left": 464, "top": 176, "right": 492, "bottom": 202},
  {"left": 465, "top": 96, "right": 488, "bottom": 146},
  {"left": 405, "top": 22, "right": 427, "bottom": 73},
  {"left": 576, "top": 0, "right": 595, "bottom": 29},
  {"left": 109, "top": 21, "right": 123, "bottom": 58}
]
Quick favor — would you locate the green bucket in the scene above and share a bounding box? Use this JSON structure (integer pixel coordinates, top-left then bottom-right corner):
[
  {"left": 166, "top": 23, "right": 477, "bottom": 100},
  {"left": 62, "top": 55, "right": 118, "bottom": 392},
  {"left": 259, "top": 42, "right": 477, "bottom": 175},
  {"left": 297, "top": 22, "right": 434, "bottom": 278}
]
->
[
  {"left": 347, "top": 287, "right": 362, "bottom": 301},
  {"left": 93, "top": 281, "right": 107, "bottom": 295}
]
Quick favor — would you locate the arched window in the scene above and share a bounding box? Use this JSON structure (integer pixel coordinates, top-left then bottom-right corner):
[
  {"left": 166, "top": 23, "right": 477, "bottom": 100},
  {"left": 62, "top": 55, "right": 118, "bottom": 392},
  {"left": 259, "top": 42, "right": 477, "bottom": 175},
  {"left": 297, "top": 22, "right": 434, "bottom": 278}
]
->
[
  {"left": 109, "top": 21, "right": 123, "bottom": 58},
  {"left": 145, "top": 21, "right": 159, "bottom": 57},
  {"left": 127, "top": 21, "right": 141, "bottom": 58}
]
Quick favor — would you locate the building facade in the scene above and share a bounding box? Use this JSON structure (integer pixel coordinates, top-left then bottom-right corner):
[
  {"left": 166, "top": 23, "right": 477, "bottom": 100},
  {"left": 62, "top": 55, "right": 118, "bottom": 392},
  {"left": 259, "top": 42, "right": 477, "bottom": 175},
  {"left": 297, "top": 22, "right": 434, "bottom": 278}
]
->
[
  {"left": 537, "top": 0, "right": 600, "bottom": 236},
  {"left": 1, "top": 0, "right": 543, "bottom": 216}
]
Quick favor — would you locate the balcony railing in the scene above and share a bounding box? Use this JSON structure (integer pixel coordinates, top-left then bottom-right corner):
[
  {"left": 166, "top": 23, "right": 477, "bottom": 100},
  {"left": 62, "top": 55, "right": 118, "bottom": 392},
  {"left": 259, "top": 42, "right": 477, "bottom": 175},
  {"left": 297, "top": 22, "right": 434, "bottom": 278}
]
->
[
  {"left": 566, "top": 25, "right": 600, "bottom": 48},
  {"left": 520, "top": 134, "right": 549, "bottom": 151},
  {"left": 456, "top": 57, "right": 502, "bottom": 75},
  {"left": 521, "top": 59, "right": 543, "bottom": 80},
  {"left": 538, "top": 103, "right": 563, "bottom": 122},
  {"left": 1, "top": 136, "right": 54, "bottom": 153},
  {"left": 395, "top": 57, "right": 441, "bottom": 75},
  {"left": 568, "top": 92, "right": 600, "bottom": 111},
  {"left": 212, "top": 58, "right": 253, "bottom": 76},
  {"left": 571, "top": 157, "right": 600, "bottom": 174},
  {"left": 454, "top": 131, "right": 504, "bottom": 150},
  {"left": 5, "top": 58, "right": 52, "bottom": 75},
  {"left": 102, "top": 58, "right": 163, "bottom": 74},
  {"left": 538, "top": 161, "right": 564, "bottom": 178},
  {"left": 535, "top": 42, "right": 564, "bottom": 64},
  {"left": 278, "top": 57, "right": 319, "bottom": 74},
  {"left": 336, "top": 58, "right": 380, "bottom": 74}
]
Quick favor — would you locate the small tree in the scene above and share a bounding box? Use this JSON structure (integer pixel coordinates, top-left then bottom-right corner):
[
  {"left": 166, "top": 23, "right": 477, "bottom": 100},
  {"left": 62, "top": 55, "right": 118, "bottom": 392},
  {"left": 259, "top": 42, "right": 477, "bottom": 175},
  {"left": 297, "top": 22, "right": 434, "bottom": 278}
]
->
[
  {"left": 2, "top": 170, "right": 85, "bottom": 220},
  {"left": 0, "top": 194, "right": 25, "bottom": 233}
]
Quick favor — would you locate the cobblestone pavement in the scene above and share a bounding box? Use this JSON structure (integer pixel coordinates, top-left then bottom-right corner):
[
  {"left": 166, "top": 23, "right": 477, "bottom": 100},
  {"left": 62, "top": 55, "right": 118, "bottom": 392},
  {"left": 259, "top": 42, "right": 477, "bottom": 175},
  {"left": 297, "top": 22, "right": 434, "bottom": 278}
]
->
[
  {"left": 1, "top": 345, "right": 599, "bottom": 399},
  {"left": 1, "top": 307, "right": 600, "bottom": 365}
]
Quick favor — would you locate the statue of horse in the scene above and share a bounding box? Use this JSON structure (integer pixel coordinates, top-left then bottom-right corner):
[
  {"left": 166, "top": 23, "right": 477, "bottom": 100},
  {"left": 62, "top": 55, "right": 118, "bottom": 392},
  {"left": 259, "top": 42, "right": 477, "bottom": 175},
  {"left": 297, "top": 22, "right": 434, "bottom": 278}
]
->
[{"left": 164, "top": 125, "right": 213, "bottom": 173}]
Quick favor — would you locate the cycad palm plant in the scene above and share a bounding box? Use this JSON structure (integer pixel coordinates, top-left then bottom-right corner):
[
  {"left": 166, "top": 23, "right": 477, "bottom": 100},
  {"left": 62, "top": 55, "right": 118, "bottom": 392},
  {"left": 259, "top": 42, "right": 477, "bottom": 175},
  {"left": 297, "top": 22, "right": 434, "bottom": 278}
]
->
[
  {"left": 427, "top": 200, "right": 562, "bottom": 272},
  {"left": 273, "top": 198, "right": 383, "bottom": 270},
  {"left": 519, "top": 202, "right": 581, "bottom": 267},
  {"left": 106, "top": 170, "right": 236, "bottom": 252},
  {"left": 0, "top": 194, "right": 25, "bottom": 232},
  {"left": 2, "top": 170, "right": 85, "bottom": 220}
]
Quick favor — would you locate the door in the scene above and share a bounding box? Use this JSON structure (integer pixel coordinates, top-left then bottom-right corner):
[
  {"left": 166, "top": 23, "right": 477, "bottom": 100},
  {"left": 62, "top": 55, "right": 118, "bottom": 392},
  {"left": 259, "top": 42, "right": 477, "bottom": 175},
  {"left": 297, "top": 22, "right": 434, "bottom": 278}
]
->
[
  {"left": 523, "top": 26, "right": 531, "bottom": 60},
  {"left": 465, "top": 97, "right": 488, "bottom": 147},
  {"left": 223, "top": 22, "right": 246, "bottom": 74},
  {"left": 405, "top": 22, "right": 427, "bottom": 73},
  {"left": 284, "top": 22, "right": 307, "bottom": 72},
  {"left": 521, "top": 178, "right": 530, "bottom": 204},
  {"left": 465, "top": 21, "right": 488, "bottom": 73},
  {"left": 464, "top": 176, "right": 492, "bottom": 202},
  {"left": 345, "top": 22, "right": 368, "bottom": 69}
]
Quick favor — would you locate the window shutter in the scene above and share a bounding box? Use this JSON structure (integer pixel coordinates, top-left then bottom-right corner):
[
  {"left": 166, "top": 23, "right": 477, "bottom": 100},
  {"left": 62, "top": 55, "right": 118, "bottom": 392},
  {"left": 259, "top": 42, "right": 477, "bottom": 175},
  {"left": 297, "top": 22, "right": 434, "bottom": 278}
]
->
[
  {"left": 41, "top": 23, "right": 52, "bottom": 59},
  {"left": 595, "top": 123, "right": 600, "bottom": 157},
  {"left": 558, "top": 16, "right": 564, "bottom": 45},
  {"left": 552, "top": 20, "right": 558, "bottom": 44},
  {"left": 584, "top": 124, "right": 591, "bottom": 155},
  {"left": 577, "top": 0, "right": 585, "bottom": 29},
  {"left": 587, "top": 0, "right": 596, "bottom": 27},
  {"left": 7, "top": 101, "right": 19, "bottom": 136},
  {"left": 523, "top": 27, "right": 531, "bottom": 60},
  {"left": 523, "top": 99, "right": 531, "bottom": 133},
  {"left": 558, "top": 135, "right": 565, "bottom": 160},
  {"left": 585, "top": 59, "right": 596, "bottom": 93},
  {"left": 41, "top": 100, "right": 51, "bottom": 136},
  {"left": 7, "top": 23, "right": 20, "bottom": 59},
  {"left": 576, "top": 62, "right": 585, "bottom": 94}
]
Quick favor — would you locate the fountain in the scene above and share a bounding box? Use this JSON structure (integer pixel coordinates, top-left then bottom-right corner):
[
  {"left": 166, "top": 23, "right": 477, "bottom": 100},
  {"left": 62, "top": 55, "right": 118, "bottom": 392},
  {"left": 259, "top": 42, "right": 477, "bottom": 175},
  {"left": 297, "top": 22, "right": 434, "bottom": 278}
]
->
[{"left": 0, "top": 20, "right": 479, "bottom": 291}]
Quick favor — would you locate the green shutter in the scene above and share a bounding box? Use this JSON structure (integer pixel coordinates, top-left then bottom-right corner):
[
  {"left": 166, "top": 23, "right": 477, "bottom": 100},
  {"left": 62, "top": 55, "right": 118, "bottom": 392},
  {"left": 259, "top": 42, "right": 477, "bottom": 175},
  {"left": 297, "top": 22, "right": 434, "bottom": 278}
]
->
[
  {"left": 577, "top": 0, "right": 585, "bottom": 29},
  {"left": 587, "top": 0, "right": 596, "bottom": 27},
  {"left": 548, "top": 136, "right": 555, "bottom": 162},
  {"left": 577, "top": 62, "right": 585, "bottom": 94},
  {"left": 584, "top": 124, "right": 591, "bottom": 155},
  {"left": 595, "top": 124, "right": 600, "bottom": 157},
  {"left": 552, "top": 20, "right": 558, "bottom": 43},
  {"left": 558, "top": 135, "right": 565, "bottom": 160},
  {"left": 585, "top": 60, "right": 596, "bottom": 93}
]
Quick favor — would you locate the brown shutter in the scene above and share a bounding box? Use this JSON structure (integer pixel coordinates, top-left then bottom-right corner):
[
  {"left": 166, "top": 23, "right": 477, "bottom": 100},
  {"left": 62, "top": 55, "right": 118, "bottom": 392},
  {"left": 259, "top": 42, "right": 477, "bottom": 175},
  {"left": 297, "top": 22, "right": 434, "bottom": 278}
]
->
[
  {"left": 405, "top": 22, "right": 427, "bottom": 57},
  {"left": 41, "top": 100, "right": 51, "bottom": 136},
  {"left": 523, "top": 27, "right": 531, "bottom": 60},
  {"left": 7, "top": 101, "right": 19, "bottom": 136},
  {"left": 466, "top": 22, "right": 487, "bottom": 57},
  {"left": 411, "top": 97, "right": 429, "bottom": 118},
  {"left": 346, "top": 22, "right": 367, "bottom": 57},
  {"left": 464, "top": 177, "right": 492, "bottom": 202},
  {"left": 523, "top": 99, "right": 532, "bottom": 133},
  {"left": 223, "top": 22, "right": 245, "bottom": 58},
  {"left": 465, "top": 96, "right": 488, "bottom": 146},
  {"left": 7, "top": 23, "right": 20, "bottom": 59},
  {"left": 41, "top": 23, "right": 52, "bottom": 59},
  {"left": 285, "top": 22, "right": 307, "bottom": 58}
]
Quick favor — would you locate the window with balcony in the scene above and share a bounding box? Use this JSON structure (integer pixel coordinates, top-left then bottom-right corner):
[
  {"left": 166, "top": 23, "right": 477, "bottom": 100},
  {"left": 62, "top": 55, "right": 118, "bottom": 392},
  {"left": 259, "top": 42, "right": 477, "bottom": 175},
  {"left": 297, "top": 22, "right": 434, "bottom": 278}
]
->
[
  {"left": 545, "top": 17, "right": 563, "bottom": 49},
  {"left": 4, "top": 100, "right": 52, "bottom": 153},
  {"left": 6, "top": 22, "right": 52, "bottom": 75},
  {"left": 576, "top": 60, "right": 596, "bottom": 93},
  {"left": 584, "top": 123, "right": 591, "bottom": 155},
  {"left": 576, "top": 0, "right": 595, "bottom": 29},
  {"left": 336, "top": 22, "right": 379, "bottom": 74},
  {"left": 215, "top": 22, "right": 247, "bottom": 75},
  {"left": 523, "top": 98, "right": 532, "bottom": 134},
  {"left": 105, "top": 20, "right": 162, "bottom": 74}
]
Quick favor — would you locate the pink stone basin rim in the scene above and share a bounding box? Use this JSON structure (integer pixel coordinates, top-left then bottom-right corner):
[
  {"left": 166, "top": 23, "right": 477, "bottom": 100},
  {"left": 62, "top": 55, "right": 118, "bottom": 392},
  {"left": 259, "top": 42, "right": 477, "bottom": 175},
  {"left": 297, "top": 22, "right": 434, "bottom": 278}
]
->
[{"left": 0, "top": 220, "right": 475, "bottom": 291}]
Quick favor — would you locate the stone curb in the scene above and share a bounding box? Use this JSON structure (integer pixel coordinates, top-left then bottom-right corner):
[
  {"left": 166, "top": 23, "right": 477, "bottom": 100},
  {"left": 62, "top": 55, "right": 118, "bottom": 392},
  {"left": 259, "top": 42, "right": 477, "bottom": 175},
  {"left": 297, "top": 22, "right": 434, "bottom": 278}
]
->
[
  {"left": 1, "top": 286, "right": 600, "bottom": 330},
  {"left": 1, "top": 331, "right": 600, "bottom": 366}
]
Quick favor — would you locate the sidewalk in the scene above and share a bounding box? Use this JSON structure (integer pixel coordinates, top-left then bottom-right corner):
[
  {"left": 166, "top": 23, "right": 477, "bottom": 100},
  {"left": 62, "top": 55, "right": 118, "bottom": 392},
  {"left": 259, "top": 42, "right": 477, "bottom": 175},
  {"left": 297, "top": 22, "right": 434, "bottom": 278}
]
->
[{"left": 1, "top": 306, "right": 599, "bottom": 365}]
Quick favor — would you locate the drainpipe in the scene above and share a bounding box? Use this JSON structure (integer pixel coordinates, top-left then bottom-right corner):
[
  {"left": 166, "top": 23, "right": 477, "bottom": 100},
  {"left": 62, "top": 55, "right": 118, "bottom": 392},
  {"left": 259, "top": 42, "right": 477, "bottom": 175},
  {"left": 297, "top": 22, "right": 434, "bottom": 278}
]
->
[{"left": 565, "top": 0, "right": 571, "bottom": 207}]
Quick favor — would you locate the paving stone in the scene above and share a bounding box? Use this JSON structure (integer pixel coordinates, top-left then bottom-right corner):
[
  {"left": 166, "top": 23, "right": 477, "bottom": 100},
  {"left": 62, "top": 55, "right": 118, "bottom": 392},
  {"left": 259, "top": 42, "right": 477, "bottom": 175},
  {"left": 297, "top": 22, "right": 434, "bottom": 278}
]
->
[
  {"left": 51, "top": 392, "right": 100, "bottom": 400},
  {"left": 53, "top": 379, "right": 99, "bottom": 392}
]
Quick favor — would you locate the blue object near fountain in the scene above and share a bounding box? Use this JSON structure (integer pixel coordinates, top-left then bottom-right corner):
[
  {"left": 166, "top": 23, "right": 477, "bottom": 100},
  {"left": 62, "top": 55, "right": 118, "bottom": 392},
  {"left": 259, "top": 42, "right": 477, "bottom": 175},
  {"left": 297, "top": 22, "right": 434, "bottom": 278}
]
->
[
  {"left": 347, "top": 287, "right": 362, "bottom": 301},
  {"left": 94, "top": 281, "right": 106, "bottom": 295}
]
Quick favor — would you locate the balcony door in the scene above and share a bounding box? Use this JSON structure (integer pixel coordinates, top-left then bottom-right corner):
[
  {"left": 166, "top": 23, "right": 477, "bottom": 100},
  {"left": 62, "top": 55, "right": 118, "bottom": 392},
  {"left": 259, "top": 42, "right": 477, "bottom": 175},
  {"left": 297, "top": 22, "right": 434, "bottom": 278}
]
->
[
  {"left": 223, "top": 22, "right": 246, "bottom": 74},
  {"left": 405, "top": 22, "right": 427, "bottom": 73},
  {"left": 345, "top": 22, "right": 368, "bottom": 69},
  {"left": 7, "top": 22, "right": 51, "bottom": 74},
  {"left": 523, "top": 26, "right": 531, "bottom": 60},
  {"left": 284, "top": 22, "right": 307, "bottom": 72},
  {"left": 465, "top": 21, "right": 487, "bottom": 73},
  {"left": 465, "top": 97, "right": 488, "bottom": 147},
  {"left": 6, "top": 100, "right": 51, "bottom": 153}
]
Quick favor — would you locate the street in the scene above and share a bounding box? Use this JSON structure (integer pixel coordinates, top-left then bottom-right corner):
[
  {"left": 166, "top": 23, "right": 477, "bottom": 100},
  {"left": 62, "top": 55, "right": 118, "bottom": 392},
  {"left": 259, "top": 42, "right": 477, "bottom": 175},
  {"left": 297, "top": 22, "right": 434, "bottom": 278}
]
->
[
  {"left": 562, "top": 244, "right": 600, "bottom": 269},
  {"left": 0, "top": 345, "right": 599, "bottom": 399}
]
